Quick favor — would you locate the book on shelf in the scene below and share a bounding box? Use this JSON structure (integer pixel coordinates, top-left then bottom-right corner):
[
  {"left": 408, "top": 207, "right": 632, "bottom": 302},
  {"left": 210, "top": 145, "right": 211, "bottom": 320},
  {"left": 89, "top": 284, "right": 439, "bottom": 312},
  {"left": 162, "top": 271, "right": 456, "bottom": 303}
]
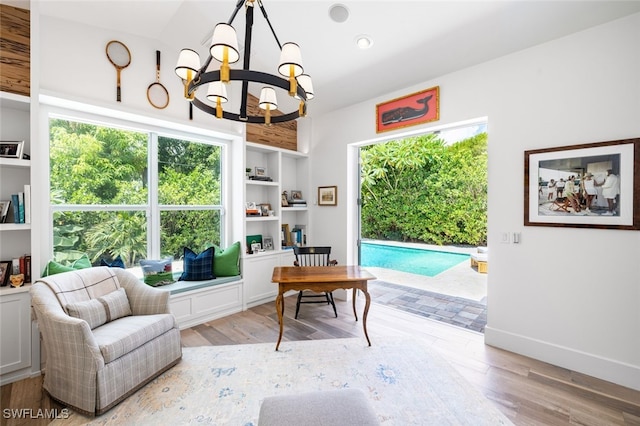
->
[
  {"left": 23, "top": 184, "right": 31, "bottom": 224},
  {"left": 19, "top": 254, "right": 31, "bottom": 283},
  {"left": 294, "top": 224, "right": 307, "bottom": 245},
  {"left": 7, "top": 188, "right": 30, "bottom": 224},
  {"left": 11, "top": 193, "right": 20, "bottom": 223},
  {"left": 18, "top": 191, "right": 25, "bottom": 223}
]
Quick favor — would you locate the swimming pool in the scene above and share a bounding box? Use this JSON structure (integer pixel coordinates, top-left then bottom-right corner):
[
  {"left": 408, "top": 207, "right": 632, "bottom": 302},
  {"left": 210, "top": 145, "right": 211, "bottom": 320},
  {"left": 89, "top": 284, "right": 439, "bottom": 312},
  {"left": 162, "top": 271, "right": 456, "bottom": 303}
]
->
[{"left": 361, "top": 242, "right": 469, "bottom": 277}]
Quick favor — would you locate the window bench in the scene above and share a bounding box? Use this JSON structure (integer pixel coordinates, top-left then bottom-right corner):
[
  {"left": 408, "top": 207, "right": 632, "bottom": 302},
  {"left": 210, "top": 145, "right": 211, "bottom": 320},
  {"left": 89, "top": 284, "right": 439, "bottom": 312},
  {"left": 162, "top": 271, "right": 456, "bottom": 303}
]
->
[{"left": 160, "top": 276, "right": 243, "bottom": 329}]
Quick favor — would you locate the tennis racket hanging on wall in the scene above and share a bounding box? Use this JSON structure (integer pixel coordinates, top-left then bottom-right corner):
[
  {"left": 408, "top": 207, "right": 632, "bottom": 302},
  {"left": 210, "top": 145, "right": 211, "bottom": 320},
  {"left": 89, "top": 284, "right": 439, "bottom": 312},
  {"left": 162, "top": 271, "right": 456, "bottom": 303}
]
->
[
  {"left": 146, "top": 50, "right": 170, "bottom": 109},
  {"left": 105, "top": 40, "right": 132, "bottom": 102}
]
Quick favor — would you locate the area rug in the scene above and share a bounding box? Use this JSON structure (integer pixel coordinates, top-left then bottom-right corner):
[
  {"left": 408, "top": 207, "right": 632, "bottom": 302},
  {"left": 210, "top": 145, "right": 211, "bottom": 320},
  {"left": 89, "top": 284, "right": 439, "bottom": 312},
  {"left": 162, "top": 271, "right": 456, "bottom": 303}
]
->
[{"left": 53, "top": 337, "right": 512, "bottom": 425}]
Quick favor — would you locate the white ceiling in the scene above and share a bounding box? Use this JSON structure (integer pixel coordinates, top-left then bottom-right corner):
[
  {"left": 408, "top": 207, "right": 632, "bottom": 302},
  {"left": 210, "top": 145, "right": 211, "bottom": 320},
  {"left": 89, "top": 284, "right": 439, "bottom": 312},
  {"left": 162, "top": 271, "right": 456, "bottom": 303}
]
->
[{"left": 34, "top": 0, "right": 640, "bottom": 118}]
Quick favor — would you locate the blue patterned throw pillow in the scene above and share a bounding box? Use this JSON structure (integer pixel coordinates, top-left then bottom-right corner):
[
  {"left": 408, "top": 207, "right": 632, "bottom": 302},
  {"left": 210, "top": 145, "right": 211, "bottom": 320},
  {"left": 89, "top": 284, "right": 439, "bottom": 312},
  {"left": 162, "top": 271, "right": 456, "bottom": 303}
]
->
[
  {"left": 100, "top": 255, "right": 126, "bottom": 269},
  {"left": 179, "top": 247, "right": 215, "bottom": 281}
]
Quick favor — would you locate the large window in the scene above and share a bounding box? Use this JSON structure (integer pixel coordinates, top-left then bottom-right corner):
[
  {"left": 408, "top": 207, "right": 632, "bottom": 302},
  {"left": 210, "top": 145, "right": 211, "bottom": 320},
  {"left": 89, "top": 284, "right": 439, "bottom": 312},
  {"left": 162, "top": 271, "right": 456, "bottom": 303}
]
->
[{"left": 49, "top": 118, "right": 224, "bottom": 270}]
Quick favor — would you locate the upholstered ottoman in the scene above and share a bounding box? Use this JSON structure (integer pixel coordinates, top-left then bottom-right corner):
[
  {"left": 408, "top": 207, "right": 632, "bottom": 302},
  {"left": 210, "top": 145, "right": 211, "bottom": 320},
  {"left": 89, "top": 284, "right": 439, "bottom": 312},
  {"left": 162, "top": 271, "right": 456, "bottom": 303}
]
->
[{"left": 258, "top": 388, "right": 379, "bottom": 426}]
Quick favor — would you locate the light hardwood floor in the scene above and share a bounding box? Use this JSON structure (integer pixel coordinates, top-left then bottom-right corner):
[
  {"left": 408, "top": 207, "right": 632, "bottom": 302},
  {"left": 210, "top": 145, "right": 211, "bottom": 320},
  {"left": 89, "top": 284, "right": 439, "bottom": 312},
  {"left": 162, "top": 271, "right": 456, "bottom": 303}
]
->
[{"left": 2, "top": 295, "right": 639, "bottom": 425}]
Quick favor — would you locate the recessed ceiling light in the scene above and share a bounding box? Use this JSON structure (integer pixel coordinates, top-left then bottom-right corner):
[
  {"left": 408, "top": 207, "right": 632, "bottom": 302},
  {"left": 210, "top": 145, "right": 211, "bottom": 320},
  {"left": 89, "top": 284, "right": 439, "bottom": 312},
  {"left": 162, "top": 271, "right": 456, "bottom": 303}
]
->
[
  {"left": 355, "top": 35, "right": 373, "bottom": 49},
  {"left": 329, "top": 4, "right": 349, "bottom": 23}
]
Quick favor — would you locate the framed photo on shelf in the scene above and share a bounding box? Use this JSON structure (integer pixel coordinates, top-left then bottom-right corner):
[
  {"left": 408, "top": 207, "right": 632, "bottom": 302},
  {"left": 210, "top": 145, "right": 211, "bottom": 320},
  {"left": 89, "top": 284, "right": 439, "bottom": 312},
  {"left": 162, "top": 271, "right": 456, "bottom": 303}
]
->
[
  {"left": 318, "top": 186, "right": 337, "bottom": 206},
  {"left": 0, "top": 200, "right": 11, "bottom": 223},
  {"left": 255, "top": 166, "right": 266, "bottom": 177},
  {"left": 290, "top": 190, "right": 303, "bottom": 201},
  {"left": 524, "top": 137, "right": 640, "bottom": 230},
  {"left": 0, "top": 141, "right": 24, "bottom": 159},
  {"left": 259, "top": 203, "right": 271, "bottom": 216},
  {"left": 263, "top": 236, "right": 274, "bottom": 250},
  {"left": 246, "top": 234, "right": 263, "bottom": 253},
  {"left": 0, "top": 260, "right": 11, "bottom": 286}
]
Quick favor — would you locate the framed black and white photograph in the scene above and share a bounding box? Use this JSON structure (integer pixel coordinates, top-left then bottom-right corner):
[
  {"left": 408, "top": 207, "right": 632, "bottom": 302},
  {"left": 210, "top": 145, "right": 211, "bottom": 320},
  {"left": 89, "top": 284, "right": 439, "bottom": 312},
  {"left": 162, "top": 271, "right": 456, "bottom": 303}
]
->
[
  {"left": 0, "top": 141, "right": 24, "bottom": 159},
  {"left": 0, "top": 260, "right": 11, "bottom": 286},
  {"left": 524, "top": 137, "right": 640, "bottom": 230},
  {"left": 263, "top": 236, "right": 274, "bottom": 250},
  {"left": 255, "top": 166, "right": 266, "bottom": 177}
]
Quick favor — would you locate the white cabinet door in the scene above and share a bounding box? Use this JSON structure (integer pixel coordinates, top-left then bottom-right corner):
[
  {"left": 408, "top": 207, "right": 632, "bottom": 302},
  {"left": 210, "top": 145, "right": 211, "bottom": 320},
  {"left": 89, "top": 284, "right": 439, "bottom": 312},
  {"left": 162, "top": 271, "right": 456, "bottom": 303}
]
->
[
  {"left": 243, "top": 254, "right": 280, "bottom": 307},
  {"left": 0, "top": 291, "right": 31, "bottom": 375}
]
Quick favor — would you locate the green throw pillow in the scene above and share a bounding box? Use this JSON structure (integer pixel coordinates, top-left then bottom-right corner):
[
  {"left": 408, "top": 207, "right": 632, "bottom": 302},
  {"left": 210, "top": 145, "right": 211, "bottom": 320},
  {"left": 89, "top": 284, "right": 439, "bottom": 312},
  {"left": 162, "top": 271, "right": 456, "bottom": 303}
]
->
[
  {"left": 213, "top": 241, "right": 241, "bottom": 277},
  {"left": 42, "top": 254, "right": 92, "bottom": 277}
]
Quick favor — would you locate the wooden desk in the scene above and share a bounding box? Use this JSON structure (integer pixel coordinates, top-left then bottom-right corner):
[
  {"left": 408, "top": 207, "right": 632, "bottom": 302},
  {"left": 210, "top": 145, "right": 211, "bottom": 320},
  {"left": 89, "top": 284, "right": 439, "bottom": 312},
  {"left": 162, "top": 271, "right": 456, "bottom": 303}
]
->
[{"left": 271, "top": 265, "right": 376, "bottom": 351}]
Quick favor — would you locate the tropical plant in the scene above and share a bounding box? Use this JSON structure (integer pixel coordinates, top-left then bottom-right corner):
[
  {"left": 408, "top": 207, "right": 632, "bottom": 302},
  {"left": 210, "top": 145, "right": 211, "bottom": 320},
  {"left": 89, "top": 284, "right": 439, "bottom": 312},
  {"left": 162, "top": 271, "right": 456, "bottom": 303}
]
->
[{"left": 360, "top": 132, "right": 487, "bottom": 246}]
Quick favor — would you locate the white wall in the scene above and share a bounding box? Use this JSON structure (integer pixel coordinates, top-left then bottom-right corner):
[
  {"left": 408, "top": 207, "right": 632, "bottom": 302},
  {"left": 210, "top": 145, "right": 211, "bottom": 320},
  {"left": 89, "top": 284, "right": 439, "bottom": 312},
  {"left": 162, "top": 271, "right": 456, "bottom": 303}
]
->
[{"left": 309, "top": 14, "right": 640, "bottom": 390}]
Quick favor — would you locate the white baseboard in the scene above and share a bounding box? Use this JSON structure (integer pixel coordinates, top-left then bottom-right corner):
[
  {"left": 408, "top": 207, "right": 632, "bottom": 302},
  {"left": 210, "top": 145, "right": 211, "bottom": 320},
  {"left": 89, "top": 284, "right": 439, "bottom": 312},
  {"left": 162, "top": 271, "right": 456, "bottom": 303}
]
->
[{"left": 484, "top": 325, "right": 640, "bottom": 391}]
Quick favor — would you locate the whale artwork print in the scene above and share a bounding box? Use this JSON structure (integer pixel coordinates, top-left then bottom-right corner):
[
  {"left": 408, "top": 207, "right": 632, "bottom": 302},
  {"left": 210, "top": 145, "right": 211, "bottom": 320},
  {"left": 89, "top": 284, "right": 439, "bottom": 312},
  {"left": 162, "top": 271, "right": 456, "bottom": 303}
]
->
[{"left": 376, "top": 86, "right": 439, "bottom": 133}]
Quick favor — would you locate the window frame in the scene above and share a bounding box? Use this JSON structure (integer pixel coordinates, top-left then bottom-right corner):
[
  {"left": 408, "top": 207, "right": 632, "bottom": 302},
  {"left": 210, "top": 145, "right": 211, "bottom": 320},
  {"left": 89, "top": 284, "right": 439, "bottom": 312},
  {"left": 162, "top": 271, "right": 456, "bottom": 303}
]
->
[{"left": 44, "top": 105, "right": 232, "bottom": 265}]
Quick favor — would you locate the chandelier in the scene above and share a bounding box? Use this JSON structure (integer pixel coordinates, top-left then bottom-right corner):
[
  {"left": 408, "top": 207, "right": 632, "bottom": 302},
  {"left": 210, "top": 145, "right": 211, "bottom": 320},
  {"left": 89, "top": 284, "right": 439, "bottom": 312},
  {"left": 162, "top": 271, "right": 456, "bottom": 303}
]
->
[{"left": 174, "top": 0, "right": 314, "bottom": 125}]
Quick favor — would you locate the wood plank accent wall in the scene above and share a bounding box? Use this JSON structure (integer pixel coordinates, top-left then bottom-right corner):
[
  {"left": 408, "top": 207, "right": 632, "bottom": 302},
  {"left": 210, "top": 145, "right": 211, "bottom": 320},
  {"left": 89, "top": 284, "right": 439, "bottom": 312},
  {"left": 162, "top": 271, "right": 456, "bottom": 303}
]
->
[
  {"left": 245, "top": 93, "right": 297, "bottom": 151},
  {"left": 0, "top": 4, "right": 30, "bottom": 96}
]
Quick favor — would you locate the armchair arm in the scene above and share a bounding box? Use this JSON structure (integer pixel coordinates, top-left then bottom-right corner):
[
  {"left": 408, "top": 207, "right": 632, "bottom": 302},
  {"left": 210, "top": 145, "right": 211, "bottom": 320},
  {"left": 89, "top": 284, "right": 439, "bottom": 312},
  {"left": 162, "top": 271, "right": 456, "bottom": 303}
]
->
[
  {"left": 31, "top": 282, "right": 105, "bottom": 414},
  {"left": 114, "top": 268, "right": 170, "bottom": 315}
]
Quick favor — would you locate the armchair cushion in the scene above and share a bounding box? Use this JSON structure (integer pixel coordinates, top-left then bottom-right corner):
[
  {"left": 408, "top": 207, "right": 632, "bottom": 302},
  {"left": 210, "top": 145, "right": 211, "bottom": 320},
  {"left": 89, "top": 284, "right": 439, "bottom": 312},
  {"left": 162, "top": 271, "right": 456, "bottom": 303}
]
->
[
  {"left": 93, "top": 314, "right": 176, "bottom": 363},
  {"left": 99, "top": 287, "right": 132, "bottom": 321},
  {"left": 66, "top": 298, "right": 108, "bottom": 329},
  {"left": 64, "top": 288, "right": 132, "bottom": 329}
]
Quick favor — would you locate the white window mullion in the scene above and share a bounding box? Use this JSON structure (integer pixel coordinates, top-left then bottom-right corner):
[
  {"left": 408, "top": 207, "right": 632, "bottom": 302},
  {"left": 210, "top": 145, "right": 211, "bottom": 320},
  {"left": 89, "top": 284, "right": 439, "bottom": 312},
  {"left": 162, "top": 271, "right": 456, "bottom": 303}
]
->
[{"left": 148, "top": 132, "right": 160, "bottom": 259}]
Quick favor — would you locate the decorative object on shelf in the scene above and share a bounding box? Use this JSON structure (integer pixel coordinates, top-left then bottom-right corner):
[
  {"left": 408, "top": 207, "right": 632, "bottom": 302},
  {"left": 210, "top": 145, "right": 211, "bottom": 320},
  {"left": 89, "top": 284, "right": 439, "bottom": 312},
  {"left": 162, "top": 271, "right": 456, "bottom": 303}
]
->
[
  {"left": 524, "top": 137, "right": 640, "bottom": 230},
  {"left": 105, "top": 40, "right": 132, "bottom": 102},
  {"left": 246, "top": 167, "right": 252, "bottom": 178},
  {"left": 287, "top": 189, "right": 307, "bottom": 207},
  {"left": 259, "top": 203, "right": 271, "bottom": 216},
  {"left": 0, "top": 141, "right": 24, "bottom": 158},
  {"left": 146, "top": 50, "right": 170, "bottom": 109},
  {"left": 245, "top": 202, "right": 260, "bottom": 216},
  {"left": 0, "top": 260, "right": 11, "bottom": 286},
  {"left": 246, "top": 234, "right": 263, "bottom": 254},
  {"left": 248, "top": 166, "right": 272, "bottom": 181},
  {"left": 0, "top": 199, "right": 10, "bottom": 223},
  {"left": 318, "top": 186, "right": 338, "bottom": 206},
  {"left": 376, "top": 86, "right": 439, "bottom": 133},
  {"left": 263, "top": 236, "right": 274, "bottom": 250},
  {"left": 174, "top": 0, "right": 313, "bottom": 125},
  {"left": 9, "top": 273, "right": 24, "bottom": 288},
  {"left": 281, "top": 191, "right": 289, "bottom": 207}
]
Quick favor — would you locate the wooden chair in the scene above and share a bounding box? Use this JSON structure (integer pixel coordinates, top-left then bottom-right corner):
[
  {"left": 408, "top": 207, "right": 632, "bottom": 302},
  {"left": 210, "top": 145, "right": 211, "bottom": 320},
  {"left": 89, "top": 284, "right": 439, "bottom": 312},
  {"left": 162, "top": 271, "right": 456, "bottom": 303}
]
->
[{"left": 293, "top": 246, "right": 338, "bottom": 319}]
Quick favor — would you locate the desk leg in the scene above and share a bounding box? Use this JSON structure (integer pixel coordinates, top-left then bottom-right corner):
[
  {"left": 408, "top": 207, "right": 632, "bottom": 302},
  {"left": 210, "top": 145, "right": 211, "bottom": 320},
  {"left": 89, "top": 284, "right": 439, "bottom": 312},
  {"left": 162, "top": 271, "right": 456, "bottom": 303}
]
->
[
  {"left": 362, "top": 286, "right": 371, "bottom": 347},
  {"left": 352, "top": 288, "right": 358, "bottom": 321},
  {"left": 275, "top": 290, "right": 285, "bottom": 351}
]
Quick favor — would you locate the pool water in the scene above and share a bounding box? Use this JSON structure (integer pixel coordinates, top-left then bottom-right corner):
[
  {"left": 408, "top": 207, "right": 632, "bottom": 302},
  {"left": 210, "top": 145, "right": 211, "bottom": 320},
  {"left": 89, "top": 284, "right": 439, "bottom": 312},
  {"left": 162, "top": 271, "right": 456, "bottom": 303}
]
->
[{"left": 361, "top": 242, "right": 469, "bottom": 277}]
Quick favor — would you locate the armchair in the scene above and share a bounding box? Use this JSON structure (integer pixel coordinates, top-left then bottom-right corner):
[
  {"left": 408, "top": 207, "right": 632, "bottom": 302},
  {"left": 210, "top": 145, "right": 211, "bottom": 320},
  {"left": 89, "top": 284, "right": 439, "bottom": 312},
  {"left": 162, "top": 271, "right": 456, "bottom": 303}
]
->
[{"left": 31, "top": 266, "right": 182, "bottom": 416}]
